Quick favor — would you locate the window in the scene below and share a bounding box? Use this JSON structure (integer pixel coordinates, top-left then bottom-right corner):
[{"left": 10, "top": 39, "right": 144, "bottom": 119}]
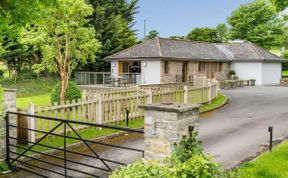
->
[{"left": 164, "top": 61, "right": 169, "bottom": 74}]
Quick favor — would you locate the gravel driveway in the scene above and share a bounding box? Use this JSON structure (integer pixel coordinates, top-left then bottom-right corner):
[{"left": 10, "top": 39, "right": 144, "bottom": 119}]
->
[{"left": 199, "top": 86, "right": 288, "bottom": 169}]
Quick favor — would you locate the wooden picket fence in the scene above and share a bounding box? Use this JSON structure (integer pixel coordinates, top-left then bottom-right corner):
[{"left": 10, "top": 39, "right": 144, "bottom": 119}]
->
[{"left": 19, "top": 76, "right": 218, "bottom": 140}]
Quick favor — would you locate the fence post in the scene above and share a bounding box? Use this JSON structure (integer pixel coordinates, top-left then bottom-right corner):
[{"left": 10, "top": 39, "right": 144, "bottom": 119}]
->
[
  {"left": 184, "top": 85, "right": 188, "bottom": 104},
  {"left": 28, "top": 103, "right": 35, "bottom": 146},
  {"left": 208, "top": 82, "right": 212, "bottom": 104},
  {"left": 97, "top": 97, "right": 103, "bottom": 130},
  {"left": 147, "top": 90, "right": 153, "bottom": 104}
]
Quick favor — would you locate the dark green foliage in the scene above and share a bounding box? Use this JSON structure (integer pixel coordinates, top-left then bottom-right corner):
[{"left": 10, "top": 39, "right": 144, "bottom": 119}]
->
[
  {"left": 228, "top": 0, "right": 284, "bottom": 49},
  {"left": 171, "top": 134, "right": 203, "bottom": 163},
  {"left": 51, "top": 81, "right": 82, "bottom": 104},
  {"left": 83, "top": 0, "right": 138, "bottom": 71},
  {"left": 281, "top": 50, "right": 288, "bottom": 71},
  {"left": 229, "top": 70, "right": 236, "bottom": 75},
  {"left": 0, "top": 162, "right": 9, "bottom": 172}
]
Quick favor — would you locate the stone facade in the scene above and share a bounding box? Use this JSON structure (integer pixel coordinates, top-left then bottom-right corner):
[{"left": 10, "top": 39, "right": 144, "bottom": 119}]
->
[
  {"left": 160, "top": 60, "right": 183, "bottom": 83},
  {"left": 214, "top": 62, "right": 230, "bottom": 81},
  {"left": 140, "top": 103, "right": 200, "bottom": 161},
  {"left": 0, "top": 89, "right": 17, "bottom": 161},
  {"left": 160, "top": 60, "right": 230, "bottom": 83}
]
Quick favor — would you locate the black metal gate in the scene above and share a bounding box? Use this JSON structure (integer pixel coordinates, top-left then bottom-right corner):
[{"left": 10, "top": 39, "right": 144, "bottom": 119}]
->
[{"left": 5, "top": 111, "right": 144, "bottom": 178}]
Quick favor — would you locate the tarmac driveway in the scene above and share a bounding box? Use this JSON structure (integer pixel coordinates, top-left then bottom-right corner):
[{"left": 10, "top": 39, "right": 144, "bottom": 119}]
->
[{"left": 198, "top": 86, "right": 288, "bottom": 169}]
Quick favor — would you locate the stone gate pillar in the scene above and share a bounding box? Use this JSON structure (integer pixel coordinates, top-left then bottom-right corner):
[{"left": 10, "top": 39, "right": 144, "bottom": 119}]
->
[
  {"left": 0, "top": 89, "right": 17, "bottom": 161},
  {"left": 139, "top": 103, "right": 200, "bottom": 161}
]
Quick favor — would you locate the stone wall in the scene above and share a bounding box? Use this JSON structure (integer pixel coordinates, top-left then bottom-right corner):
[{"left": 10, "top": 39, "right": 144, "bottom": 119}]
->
[
  {"left": 0, "top": 89, "right": 17, "bottom": 161},
  {"left": 214, "top": 62, "right": 230, "bottom": 81},
  {"left": 160, "top": 60, "right": 183, "bottom": 83},
  {"left": 159, "top": 60, "right": 230, "bottom": 83},
  {"left": 280, "top": 79, "right": 288, "bottom": 87},
  {"left": 140, "top": 103, "right": 200, "bottom": 161}
]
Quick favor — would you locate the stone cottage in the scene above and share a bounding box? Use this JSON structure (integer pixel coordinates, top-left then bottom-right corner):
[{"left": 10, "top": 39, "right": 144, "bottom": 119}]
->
[{"left": 105, "top": 37, "right": 283, "bottom": 85}]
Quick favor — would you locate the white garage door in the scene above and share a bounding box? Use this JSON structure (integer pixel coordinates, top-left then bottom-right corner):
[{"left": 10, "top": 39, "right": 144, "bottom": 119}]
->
[
  {"left": 230, "top": 62, "right": 263, "bottom": 85},
  {"left": 262, "top": 63, "right": 282, "bottom": 85}
]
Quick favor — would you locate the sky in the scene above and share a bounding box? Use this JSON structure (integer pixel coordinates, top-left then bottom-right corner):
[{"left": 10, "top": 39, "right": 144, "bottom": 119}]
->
[{"left": 133, "top": 0, "right": 254, "bottom": 39}]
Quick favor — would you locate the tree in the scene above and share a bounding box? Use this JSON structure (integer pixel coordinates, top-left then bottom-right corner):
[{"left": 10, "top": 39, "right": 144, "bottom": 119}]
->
[
  {"left": 23, "top": 0, "right": 101, "bottom": 103},
  {"left": 144, "top": 30, "right": 160, "bottom": 40},
  {"left": 186, "top": 27, "right": 219, "bottom": 42},
  {"left": 215, "top": 24, "right": 229, "bottom": 42},
  {"left": 86, "top": 0, "right": 138, "bottom": 71},
  {"left": 270, "top": 0, "right": 288, "bottom": 11},
  {"left": 169, "top": 36, "right": 185, "bottom": 40},
  {"left": 228, "top": 0, "right": 284, "bottom": 49}
]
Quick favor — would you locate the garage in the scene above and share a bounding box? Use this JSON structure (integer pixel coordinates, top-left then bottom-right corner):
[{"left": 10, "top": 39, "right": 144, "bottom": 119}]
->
[{"left": 230, "top": 62, "right": 282, "bottom": 85}]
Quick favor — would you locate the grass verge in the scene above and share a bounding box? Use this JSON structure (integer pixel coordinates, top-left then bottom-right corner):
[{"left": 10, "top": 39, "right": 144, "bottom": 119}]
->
[
  {"left": 199, "top": 93, "right": 227, "bottom": 113},
  {"left": 17, "top": 119, "right": 144, "bottom": 155},
  {"left": 238, "top": 140, "right": 288, "bottom": 178}
]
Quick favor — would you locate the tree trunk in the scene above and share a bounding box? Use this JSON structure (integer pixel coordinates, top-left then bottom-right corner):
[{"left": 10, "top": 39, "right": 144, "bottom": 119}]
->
[{"left": 60, "top": 71, "right": 68, "bottom": 104}]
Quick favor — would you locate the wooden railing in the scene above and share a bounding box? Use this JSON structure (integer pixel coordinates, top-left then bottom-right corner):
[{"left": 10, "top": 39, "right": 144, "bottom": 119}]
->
[{"left": 20, "top": 76, "right": 218, "bottom": 139}]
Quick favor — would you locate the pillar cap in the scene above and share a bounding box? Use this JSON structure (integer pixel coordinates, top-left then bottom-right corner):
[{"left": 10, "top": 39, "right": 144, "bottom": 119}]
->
[
  {"left": 139, "top": 103, "right": 201, "bottom": 113},
  {"left": 3, "top": 88, "right": 17, "bottom": 92}
]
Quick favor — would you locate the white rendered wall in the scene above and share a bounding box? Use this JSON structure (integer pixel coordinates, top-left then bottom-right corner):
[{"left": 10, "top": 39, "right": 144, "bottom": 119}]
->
[
  {"left": 141, "top": 61, "right": 161, "bottom": 84},
  {"left": 262, "top": 63, "right": 281, "bottom": 85},
  {"left": 111, "top": 61, "right": 118, "bottom": 77},
  {"left": 230, "top": 62, "right": 263, "bottom": 85}
]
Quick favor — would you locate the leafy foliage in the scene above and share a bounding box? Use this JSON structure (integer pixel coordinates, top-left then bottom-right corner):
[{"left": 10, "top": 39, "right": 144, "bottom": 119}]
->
[
  {"left": 0, "top": 86, "right": 3, "bottom": 116},
  {"left": 22, "top": 0, "right": 101, "bottom": 102},
  {"left": 51, "top": 81, "right": 82, "bottom": 104},
  {"left": 216, "top": 24, "right": 229, "bottom": 43},
  {"left": 144, "top": 30, "right": 160, "bottom": 40},
  {"left": 270, "top": 0, "right": 288, "bottom": 11},
  {"left": 186, "top": 27, "right": 219, "bottom": 42},
  {"left": 228, "top": 0, "right": 284, "bottom": 49},
  {"left": 111, "top": 134, "right": 224, "bottom": 178}
]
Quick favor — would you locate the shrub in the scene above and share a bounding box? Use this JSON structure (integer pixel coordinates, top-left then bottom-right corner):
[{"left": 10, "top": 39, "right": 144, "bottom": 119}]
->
[
  {"left": 110, "top": 134, "right": 224, "bottom": 178},
  {"left": 229, "top": 70, "right": 236, "bottom": 75},
  {"left": 51, "top": 81, "right": 82, "bottom": 104}
]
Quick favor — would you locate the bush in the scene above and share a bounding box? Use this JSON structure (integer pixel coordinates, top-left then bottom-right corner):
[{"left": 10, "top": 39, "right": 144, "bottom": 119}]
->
[
  {"left": 229, "top": 70, "right": 236, "bottom": 75},
  {"left": 51, "top": 81, "right": 82, "bottom": 104},
  {"left": 111, "top": 134, "right": 224, "bottom": 178}
]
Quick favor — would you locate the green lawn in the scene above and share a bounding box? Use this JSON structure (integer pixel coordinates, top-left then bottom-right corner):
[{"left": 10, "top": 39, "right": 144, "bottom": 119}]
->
[
  {"left": 238, "top": 140, "right": 288, "bottom": 178},
  {"left": 199, "top": 93, "right": 227, "bottom": 113},
  {"left": 16, "top": 93, "right": 51, "bottom": 109}
]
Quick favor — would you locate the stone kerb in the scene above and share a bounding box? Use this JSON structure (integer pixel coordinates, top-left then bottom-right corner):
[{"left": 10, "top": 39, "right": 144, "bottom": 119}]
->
[{"left": 139, "top": 103, "right": 200, "bottom": 161}]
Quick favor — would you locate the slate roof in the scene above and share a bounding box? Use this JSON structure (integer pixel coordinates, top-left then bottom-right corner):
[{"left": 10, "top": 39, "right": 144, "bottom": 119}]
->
[{"left": 105, "top": 37, "right": 283, "bottom": 62}]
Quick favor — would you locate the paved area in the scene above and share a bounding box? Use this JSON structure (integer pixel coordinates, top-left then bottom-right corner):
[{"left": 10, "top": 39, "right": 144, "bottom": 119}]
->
[
  {"left": 2, "top": 133, "right": 144, "bottom": 178},
  {"left": 199, "top": 86, "right": 288, "bottom": 169}
]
